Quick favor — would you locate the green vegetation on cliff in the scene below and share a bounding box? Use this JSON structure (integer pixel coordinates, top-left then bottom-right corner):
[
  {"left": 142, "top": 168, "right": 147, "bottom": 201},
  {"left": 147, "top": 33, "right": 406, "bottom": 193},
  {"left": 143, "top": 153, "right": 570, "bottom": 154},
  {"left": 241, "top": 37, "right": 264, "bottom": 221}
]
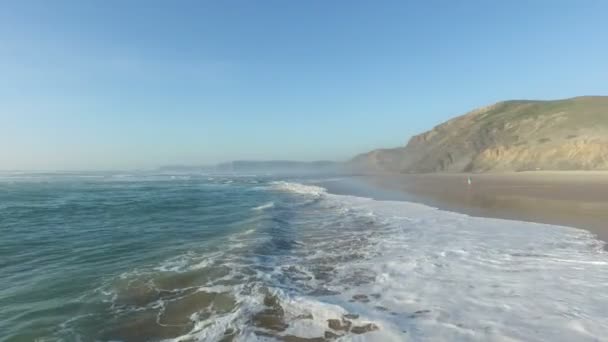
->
[{"left": 352, "top": 96, "right": 608, "bottom": 173}]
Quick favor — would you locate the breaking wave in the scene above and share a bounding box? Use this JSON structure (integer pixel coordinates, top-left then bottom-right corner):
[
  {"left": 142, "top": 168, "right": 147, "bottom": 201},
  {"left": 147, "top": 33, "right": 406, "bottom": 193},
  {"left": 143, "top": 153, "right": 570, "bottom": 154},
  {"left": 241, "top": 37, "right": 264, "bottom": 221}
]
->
[
  {"left": 9, "top": 178, "right": 607, "bottom": 341},
  {"left": 269, "top": 181, "right": 328, "bottom": 196}
]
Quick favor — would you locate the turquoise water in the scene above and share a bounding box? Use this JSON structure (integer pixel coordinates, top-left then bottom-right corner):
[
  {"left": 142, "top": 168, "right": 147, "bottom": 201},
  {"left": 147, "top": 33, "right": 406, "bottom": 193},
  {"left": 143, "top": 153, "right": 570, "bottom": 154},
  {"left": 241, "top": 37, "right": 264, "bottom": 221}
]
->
[
  {"left": 0, "top": 173, "right": 281, "bottom": 340},
  {"left": 2, "top": 172, "right": 607, "bottom": 342}
]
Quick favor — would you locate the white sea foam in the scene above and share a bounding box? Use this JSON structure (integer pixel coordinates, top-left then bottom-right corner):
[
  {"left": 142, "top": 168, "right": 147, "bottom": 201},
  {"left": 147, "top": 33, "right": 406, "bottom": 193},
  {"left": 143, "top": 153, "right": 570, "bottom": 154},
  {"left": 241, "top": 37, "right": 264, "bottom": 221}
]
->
[
  {"left": 111, "top": 181, "right": 608, "bottom": 341},
  {"left": 252, "top": 202, "right": 275, "bottom": 211},
  {"left": 269, "top": 181, "right": 327, "bottom": 196},
  {"left": 284, "top": 183, "right": 607, "bottom": 341},
  {"left": 222, "top": 181, "right": 606, "bottom": 341}
]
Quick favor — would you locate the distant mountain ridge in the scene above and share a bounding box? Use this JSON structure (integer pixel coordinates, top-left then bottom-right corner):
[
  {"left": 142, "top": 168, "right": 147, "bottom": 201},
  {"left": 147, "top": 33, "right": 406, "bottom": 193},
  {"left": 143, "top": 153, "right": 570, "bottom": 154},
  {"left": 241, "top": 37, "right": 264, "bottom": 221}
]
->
[
  {"left": 215, "top": 160, "right": 341, "bottom": 173},
  {"left": 352, "top": 96, "right": 608, "bottom": 173},
  {"left": 157, "top": 160, "right": 342, "bottom": 174}
]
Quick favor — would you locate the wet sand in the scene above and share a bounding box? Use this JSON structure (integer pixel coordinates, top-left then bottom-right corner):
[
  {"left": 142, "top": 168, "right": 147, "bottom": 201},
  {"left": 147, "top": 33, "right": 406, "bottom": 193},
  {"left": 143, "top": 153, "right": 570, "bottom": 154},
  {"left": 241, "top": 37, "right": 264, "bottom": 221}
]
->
[
  {"left": 327, "top": 172, "right": 608, "bottom": 245},
  {"left": 365, "top": 172, "right": 608, "bottom": 244}
]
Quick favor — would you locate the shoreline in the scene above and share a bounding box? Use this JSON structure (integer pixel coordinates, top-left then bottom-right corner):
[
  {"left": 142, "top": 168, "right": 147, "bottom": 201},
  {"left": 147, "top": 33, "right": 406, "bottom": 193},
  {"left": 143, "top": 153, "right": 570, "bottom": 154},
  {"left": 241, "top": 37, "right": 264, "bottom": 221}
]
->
[{"left": 321, "top": 172, "right": 608, "bottom": 246}]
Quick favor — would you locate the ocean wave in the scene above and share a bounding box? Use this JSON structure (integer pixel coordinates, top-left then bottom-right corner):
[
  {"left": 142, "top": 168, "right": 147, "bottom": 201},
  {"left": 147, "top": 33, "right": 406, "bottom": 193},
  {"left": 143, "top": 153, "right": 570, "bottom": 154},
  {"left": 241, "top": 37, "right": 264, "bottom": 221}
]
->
[
  {"left": 269, "top": 181, "right": 327, "bottom": 196},
  {"left": 44, "top": 177, "right": 608, "bottom": 341},
  {"left": 130, "top": 188, "right": 608, "bottom": 340}
]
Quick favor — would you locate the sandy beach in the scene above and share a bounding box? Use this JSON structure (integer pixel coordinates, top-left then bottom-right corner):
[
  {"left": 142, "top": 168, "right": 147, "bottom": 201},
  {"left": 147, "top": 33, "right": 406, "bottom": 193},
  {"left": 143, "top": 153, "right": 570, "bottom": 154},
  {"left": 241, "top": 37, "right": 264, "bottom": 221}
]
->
[{"left": 355, "top": 171, "right": 608, "bottom": 244}]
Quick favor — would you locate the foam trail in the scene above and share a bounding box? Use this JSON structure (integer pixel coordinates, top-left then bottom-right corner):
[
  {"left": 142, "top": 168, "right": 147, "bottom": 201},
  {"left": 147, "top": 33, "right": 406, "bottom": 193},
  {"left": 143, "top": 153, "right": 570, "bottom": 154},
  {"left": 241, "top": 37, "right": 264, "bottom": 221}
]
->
[
  {"left": 246, "top": 181, "right": 608, "bottom": 341},
  {"left": 252, "top": 202, "right": 275, "bottom": 211}
]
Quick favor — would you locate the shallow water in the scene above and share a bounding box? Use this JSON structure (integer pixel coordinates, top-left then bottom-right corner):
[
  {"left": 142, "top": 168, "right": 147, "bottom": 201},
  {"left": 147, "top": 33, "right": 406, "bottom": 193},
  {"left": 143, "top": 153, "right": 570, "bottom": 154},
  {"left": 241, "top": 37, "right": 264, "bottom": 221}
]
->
[{"left": 1, "top": 172, "right": 607, "bottom": 341}]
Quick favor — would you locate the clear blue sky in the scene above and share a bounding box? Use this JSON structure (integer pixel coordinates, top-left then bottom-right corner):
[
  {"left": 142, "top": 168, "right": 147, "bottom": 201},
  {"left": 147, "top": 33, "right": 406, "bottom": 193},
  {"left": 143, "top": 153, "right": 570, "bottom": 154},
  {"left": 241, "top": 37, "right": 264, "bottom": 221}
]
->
[{"left": 1, "top": 0, "right": 606, "bottom": 170}]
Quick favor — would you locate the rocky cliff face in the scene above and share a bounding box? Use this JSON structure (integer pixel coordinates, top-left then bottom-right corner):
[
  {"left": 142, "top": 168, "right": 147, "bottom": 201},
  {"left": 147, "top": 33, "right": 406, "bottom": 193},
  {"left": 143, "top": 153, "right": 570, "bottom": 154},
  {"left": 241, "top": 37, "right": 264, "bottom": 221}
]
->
[{"left": 351, "top": 96, "right": 608, "bottom": 173}]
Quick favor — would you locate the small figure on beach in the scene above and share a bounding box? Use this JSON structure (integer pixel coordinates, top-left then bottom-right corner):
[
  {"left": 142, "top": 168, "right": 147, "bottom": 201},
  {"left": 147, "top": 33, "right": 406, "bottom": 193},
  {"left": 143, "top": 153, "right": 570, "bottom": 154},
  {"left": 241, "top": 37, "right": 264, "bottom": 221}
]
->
[{"left": 467, "top": 176, "right": 472, "bottom": 186}]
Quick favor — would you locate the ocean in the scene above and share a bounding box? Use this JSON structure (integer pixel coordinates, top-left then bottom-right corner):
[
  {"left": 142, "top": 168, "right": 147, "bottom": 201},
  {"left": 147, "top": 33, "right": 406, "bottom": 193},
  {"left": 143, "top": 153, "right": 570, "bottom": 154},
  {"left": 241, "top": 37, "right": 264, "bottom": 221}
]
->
[{"left": 1, "top": 172, "right": 607, "bottom": 341}]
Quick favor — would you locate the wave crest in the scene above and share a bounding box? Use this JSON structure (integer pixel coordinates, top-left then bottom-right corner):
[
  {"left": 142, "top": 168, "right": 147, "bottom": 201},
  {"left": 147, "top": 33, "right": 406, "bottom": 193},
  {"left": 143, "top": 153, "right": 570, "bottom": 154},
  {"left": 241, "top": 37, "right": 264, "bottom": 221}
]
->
[{"left": 269, "top": 181, "right": 327, "bottom": 196}]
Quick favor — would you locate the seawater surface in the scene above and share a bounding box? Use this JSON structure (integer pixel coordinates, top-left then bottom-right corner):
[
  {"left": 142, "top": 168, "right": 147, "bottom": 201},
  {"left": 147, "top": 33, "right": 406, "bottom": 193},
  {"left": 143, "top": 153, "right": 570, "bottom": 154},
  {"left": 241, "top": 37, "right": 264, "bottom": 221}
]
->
[{"left": 1, "top": 172, "right": 607, "bottom": 341}]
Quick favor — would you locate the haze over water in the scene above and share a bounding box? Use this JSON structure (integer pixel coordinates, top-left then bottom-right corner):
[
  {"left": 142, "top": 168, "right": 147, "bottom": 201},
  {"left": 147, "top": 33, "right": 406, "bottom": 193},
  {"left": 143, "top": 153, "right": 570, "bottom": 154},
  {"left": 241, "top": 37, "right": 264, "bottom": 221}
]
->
[{"left": 1, "top": 172, "right": 607, "bottom": 341}]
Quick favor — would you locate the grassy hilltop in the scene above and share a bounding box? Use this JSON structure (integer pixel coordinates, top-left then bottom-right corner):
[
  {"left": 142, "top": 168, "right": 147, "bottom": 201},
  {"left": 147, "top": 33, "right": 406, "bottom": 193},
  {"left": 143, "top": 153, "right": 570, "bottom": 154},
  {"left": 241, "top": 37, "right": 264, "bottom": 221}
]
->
[{"left": 352, "top": 96, "right": 608, "bottom": 173}]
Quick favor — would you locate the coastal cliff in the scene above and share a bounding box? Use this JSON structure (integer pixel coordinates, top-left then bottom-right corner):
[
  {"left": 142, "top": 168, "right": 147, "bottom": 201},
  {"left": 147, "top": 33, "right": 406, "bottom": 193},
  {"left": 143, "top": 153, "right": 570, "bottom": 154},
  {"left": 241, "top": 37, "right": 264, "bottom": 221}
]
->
[{"left": 352, "top": 96, "right": 608, "bottom": 173}]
